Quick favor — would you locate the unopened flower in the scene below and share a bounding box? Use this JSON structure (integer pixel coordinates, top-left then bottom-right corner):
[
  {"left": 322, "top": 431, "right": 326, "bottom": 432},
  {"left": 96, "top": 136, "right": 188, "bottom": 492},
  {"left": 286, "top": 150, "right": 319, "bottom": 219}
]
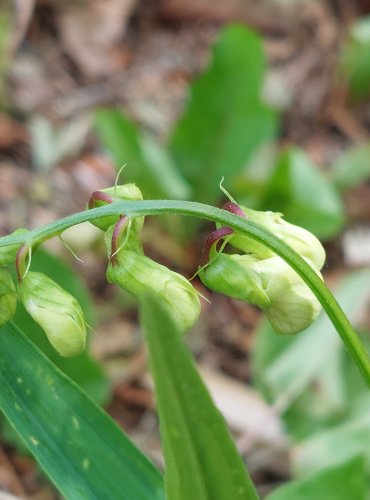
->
[
  {"left": 107, "top": 249, "right": 200, "bottom": 334},
  {"left": 19, "top": 272, "right": 87, "bottom": 357},
  {"left": 251, "top": 256, "right": 322, "bottom": 334},
  {"left": 88, "top": 184, "right": 144, "bottom": 233},
  {"left": 199, "top": 252, "right": 322, "bottom": 335},
  {"left": 0, "top": 269, "right": 17, "bottom": 327},
  {"left": 198, "top": 253, "right": 269, "bottom": 309}
]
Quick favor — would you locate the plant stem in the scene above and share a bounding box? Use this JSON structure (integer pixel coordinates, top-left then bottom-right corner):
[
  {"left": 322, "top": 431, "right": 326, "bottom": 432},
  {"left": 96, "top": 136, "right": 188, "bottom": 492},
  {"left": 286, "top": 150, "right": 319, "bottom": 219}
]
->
[{"left": 1, "top": 199, "right": 370, "bottom": 387}]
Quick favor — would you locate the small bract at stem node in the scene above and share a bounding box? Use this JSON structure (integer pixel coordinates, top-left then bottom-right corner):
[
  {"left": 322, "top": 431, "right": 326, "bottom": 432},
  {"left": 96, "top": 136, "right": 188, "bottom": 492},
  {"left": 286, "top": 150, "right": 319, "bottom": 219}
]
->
[{"left": 16, "top": 243, "right": 32, "bottom": 283}]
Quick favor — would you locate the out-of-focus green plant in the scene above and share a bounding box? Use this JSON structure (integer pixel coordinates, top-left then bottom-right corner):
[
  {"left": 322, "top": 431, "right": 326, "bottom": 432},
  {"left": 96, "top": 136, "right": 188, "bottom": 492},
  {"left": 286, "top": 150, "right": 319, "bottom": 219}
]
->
[
  {"left": 341, "top": 16, "right": 370, "bottom": 100},
  {"left": 95, "top": 25, "right": 277, "bottom": 209},
  {"left": 330, "top": 143, "right": 370, "bottom": 191},
  {"left": 0, "top": 2, "right": 12, "bottom": 107}
]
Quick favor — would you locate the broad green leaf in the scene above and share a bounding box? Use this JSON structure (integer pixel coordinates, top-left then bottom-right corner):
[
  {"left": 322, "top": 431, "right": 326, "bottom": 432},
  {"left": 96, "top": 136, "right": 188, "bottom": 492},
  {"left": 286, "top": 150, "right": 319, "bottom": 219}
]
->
[
  {"left": 140, "top": 296, "right": 259, "bottom": 500},
  {"left": 169, "top": 25, "right": 277, "bottom": 205},
  {"left": 0, "top": 322, "right": 164, "bottom": 500},
  {"left": 267, "top": 455, "right": 366, "bottom": 500},
  {"left": 331, "top": 143, "right": 370, "bottom": 191},
  {"left": 12, "top": 249, "right": 109, "bottom": 404},
  {"left": 94, "top": 108, "right": 190, "bottom": 199},
  {"left": 261, "top": 147, "right": 345, "bottom": 239},
  {"left": 341, "top": 16, "right": 370, "bottom": 100},
  {"left": 252, "top": 270, "right": 370, "bottom": 439}
]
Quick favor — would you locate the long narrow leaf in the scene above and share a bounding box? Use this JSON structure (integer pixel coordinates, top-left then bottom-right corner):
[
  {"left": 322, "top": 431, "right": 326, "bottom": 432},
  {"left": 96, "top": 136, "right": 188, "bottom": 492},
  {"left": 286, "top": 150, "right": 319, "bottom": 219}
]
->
[
  {"left": 0, "top": 322, "right": 164, "bottom": 500},
  {"left": 141, "top": 297, "right": 259, "bottom": 500}
]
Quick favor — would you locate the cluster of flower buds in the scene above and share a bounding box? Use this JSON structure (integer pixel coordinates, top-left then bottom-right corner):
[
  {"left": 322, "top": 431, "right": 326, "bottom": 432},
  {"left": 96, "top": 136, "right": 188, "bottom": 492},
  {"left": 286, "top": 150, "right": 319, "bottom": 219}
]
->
[
  {"left": 199, "top": 202, "right": 325, "bottom": 335},
  {"left": 88, "top": 184, "right": 201, "bottom": 334},
  {"left": 0, "top": 228, "right": 87, "bottom": 357}
]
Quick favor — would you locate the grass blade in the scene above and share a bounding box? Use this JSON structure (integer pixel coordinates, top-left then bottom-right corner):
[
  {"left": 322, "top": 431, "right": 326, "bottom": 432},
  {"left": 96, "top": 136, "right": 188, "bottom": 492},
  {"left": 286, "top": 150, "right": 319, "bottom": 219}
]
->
[
  {"left": 0, "top": 322, "right": 164, "bottom": 500},
  {"left": 141, "top": 296, "right": 259, "bottom": 500}
]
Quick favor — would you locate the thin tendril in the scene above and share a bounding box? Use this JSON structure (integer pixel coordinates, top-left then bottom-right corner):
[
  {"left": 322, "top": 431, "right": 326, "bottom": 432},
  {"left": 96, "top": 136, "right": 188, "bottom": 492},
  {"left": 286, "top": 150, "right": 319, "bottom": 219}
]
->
[
  {"left": 196, "top": 289, "right": 211, "bottom": 304},
  {"left": 114, "top": 164, "right": 127, "bottom": 197},
  {"left": 219, "top": 177, "right": 238, "bottom": 204},
  {"left": 59, "top": 234, "right": 84, "bottom": 263}
]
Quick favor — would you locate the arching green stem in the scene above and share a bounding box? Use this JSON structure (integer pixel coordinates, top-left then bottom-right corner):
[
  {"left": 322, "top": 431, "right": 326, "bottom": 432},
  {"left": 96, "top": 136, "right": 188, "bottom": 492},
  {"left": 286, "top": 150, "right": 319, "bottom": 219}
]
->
[{"left": 1, "top": 199, "right": 369, "bottom": 387}]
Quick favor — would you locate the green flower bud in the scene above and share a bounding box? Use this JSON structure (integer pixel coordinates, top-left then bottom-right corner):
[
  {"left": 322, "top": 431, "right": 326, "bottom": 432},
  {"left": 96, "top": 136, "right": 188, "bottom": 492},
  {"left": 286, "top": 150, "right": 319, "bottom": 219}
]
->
[
  {"left": 198, "top": 253, "right": 269, "bottom": 309},
  {"left": 0, "top": 268, "right": 17, "bottom": 327},
  {"left": 225, "top": 207, "right": 326, "bottom": 270},
  {"left": 88, "top": 184, "right": 144, "bottom": 233},
  {"left": 107, "top": 250, "right": 201, "bottom": 334},
  {"left": 19, "top": 272, "right": 87, "bottom": 357},
  {"left": 199, "top": 253, "right": 321, "bottom": 335},
  {"left": 252, "top": 256, "right": 322, "bottom": 335},
  {"left": 0, "top": 229, "right": 28, "bottom": 266}
]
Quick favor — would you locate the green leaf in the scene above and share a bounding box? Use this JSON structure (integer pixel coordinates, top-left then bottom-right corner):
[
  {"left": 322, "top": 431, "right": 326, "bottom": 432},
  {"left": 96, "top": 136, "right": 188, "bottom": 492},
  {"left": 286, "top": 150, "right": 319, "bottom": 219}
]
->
[
  {"left": 12, "top": 249, "right": 109, "bottom": 404},
  {"left": 261, "top": 147, "right": 345, "bottom": 239},
  {"left": 169, "top": 25, "right": 277, "bottom": 205},
  {"left": 94, "top": 108, "right": 190, "bottom": 199},
  {"left": 331, "top": 143, "right": 370, "bottom": 191},
  {"left": 267, "top": 456, "right": 366, "bottom": 500},
  {"left": 140, "top": 296, "right": 259, "bottom": 500},
  {"left": 0, "top": 321, "right": 164, "bottom": 500},
  {"left": 341, "top": 16, "right": 370, "bottom": 100}
]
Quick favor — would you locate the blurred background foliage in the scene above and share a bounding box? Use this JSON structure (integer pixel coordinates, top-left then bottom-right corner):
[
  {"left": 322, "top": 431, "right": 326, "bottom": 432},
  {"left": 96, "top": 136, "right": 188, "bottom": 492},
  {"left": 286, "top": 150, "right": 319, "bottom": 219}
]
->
[{"left": 1, "top": 0, "right": 370, "bottom": 498}]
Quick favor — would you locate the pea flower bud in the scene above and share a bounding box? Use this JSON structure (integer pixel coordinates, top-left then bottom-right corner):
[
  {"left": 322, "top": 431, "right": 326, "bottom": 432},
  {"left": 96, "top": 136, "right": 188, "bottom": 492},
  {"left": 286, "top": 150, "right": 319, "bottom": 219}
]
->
[
  {"left": 223, "top": 206, "right": 326, "bottom": 270},
  {"left": 252, "top": 256, "right": 322, "bottom": 334},
  {"left": 198, "top": 253, "right": 269, "bottom": 309},
  {"left": 88, "top": 184, "right": 144, "bottom": 233},
  {"left": 199, "top": 253, "right": 321, "bottom": 335},
  {"left": 19, "top": 272, "right": 87, "bottom": 357},
  {"left": 107, "top": 250, "right": 201, "bottom": 334},
  {"left": 0, "top": 268, "right": 17, "bottom": 327},
  {"left": 0, "top": 229, "right": 28, "bottom": 266}
]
